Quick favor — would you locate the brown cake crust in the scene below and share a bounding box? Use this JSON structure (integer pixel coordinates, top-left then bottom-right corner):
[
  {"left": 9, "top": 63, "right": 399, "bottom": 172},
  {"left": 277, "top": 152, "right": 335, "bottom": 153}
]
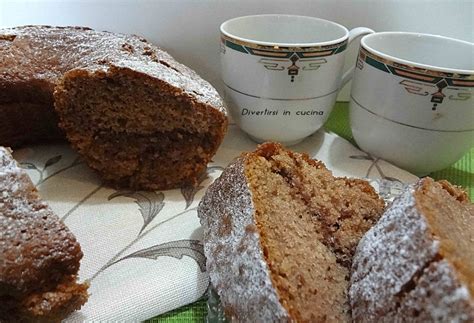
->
[
  {"left": 198, "top": 142, "right": 385, "bottom": 322},
  {"left": 0, "top": 146, "right": 88, "bottom": 322},
  {"left": 0, "top": 26, "right": 89, "bottom": 147},
  {"left": 199, "top": 155, "right": 290, "bottom": 321},
  {"left": 350, "top": 178, "right": 474, "bottom": 322},
  {"left": 0, "top": 26, "right": 227, "bottom": 189}
]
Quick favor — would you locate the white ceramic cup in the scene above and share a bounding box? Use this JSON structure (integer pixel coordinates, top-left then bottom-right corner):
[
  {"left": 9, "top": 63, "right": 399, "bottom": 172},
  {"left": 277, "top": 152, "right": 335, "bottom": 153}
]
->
[
  {"left": 349, "top": 32, "right": 474, "bottom": 175},
  {"left": 220, "top": 14, "right": 374, "bottom": 145}
]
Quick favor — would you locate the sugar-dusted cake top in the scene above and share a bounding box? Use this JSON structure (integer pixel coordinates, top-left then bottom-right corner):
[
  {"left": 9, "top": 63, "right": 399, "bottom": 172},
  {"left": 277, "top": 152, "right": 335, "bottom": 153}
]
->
[
  {"left": 198, "top": 157, "right": 290, "bottom": 321},
  {"left": 0, "top": 146, "right": 82, "bottom": 294},
  {"left": 0, "top": 25, "right": 225, "bottom": 112},
  {"left": 350, "top": 178, "right": 474, "bottom": 321}
]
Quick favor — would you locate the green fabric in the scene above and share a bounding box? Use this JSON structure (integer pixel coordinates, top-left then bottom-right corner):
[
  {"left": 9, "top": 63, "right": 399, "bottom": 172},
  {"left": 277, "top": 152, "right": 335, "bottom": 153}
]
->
[
  {"left": 147, "top": 102, "right": 473, "bottom": 322},
  {"left": 146, "top": 300, "right": 207, "bottom": 323}
]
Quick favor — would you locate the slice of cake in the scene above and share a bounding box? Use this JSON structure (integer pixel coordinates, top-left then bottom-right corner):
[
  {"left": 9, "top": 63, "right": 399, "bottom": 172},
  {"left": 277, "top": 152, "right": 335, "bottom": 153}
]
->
[
  {"left": 198, "top": 142, "right": 385, "bottom": 321},
  {"left": 53, "top": 60, "right": 227, "bottom": 190},
  {"left": 350, "top": 178, "right": 474, "bottom": 322},
  {"left": 0, "top": 147, "right": 88, "bottom": 322},
  {"left": 1, "top": 26, "right": 227, "bottom": 190}
]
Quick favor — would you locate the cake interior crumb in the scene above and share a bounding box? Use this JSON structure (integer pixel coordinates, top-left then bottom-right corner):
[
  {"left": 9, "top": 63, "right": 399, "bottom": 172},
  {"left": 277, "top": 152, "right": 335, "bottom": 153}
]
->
[
  {"left": 54, "top": 68, "right": 226, "bottom": 189},
  {"left": 415, "top": 179, "right": 474, "bottom": 295},
  {"left": 244, "top": 143, "right": 385, "bottom": 322}
]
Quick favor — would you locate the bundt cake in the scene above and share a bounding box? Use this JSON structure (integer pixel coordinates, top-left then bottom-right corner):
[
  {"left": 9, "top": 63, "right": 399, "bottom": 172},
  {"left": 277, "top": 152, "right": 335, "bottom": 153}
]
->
[
  {"left": 0, "top": 25, "right": 227, "bottom": 189},
  {"left": 198, "top": 142, "right": 385, "bottom": 321},
  {"left": 350, "top": 178, "right": 474, "bottom": 322},
  {"left": 0, "top": 147, "right": 88, "bottom": 322}
]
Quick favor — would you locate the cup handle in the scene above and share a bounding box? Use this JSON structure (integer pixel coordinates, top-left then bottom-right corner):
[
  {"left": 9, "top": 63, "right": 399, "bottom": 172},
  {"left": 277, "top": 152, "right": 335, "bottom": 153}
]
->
[{"left": 340, "top": 27, "right": 375, "bottom": 88}]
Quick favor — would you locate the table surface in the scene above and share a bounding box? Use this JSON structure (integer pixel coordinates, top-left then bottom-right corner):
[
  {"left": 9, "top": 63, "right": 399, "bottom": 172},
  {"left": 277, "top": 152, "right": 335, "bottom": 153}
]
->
[{"left": 147, "top": 101, "right": 474, "bottom": 322}]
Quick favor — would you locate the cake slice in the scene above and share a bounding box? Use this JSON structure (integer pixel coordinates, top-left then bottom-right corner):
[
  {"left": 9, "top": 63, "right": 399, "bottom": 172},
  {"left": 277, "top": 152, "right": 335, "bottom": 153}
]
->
[
  {"left": 53, "top": 57, "right": 228, "bottom": 190},
  {"left": 0, "top": 147, "right": 88, "bottom": 322},
  {"left": 198, "top": 142, "right": 385, "bottom": 322},
  {"left": 350, "top": 178, "right": 474, "bottom": 322}
]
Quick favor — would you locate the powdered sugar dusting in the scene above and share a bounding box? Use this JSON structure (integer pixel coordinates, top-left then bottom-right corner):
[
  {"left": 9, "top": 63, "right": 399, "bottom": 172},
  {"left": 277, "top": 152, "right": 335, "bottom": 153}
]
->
[
  {"left": 198, "top": 157, "right": 289, "bottom": 321},
  {"left": 399, "top": 259, "right": 474, "bottom": 321},
  {"left": 0, "top": 147, "right": 38, "bottom": 209},
  {"left": 0, "top": 25, "right": 225, "bottom": 114},
  {"left": 0, "top": 146, "right": 82, "bottom": 293},
  {"left": 350, "top": 179, "right": 474, "bottom": 321}
]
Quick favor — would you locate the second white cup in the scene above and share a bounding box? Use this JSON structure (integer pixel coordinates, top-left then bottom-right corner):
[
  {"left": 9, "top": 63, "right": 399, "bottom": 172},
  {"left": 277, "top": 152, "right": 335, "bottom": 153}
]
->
[
  {"left": 220, "top": 14, "right": 373, "bottom": 145},
  {"left": 350, "top": 32, "right": 474, "bottom": 175}
]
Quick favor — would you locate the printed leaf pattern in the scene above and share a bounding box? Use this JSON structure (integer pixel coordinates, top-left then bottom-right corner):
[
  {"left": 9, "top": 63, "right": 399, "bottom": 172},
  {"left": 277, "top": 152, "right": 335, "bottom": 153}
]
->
[
  {"left": 181, "top": 166, "right": 224, "bottom": 209},
  {"left": 89, "top": 207, "right": 198, "bottom": 281},
  {"left": 112, "top": 239, "right": 206, "bottom": 272},
  {"left": 350, "top": 153, "right": 405, "bottom": 201},
  {"left": 19, "top": 162, "right": 38, "bottom": 170},
  {"left": 108, "top": 191, "right": 165, "bottom": 234},
  {"left": 44, "top": 155, "right": 62, "bottom": 169},
  {"left": 70, "top": 156, "right": 84, "bottom": 167},
  {"left": 349, "top": 154, "right": 373, "bottom": 160},
  {"left": 384, "top": 176, "right": 402, "bottom": 183},
  {"left": 19, "top": 154, "right": 84, "bottom": 186}
]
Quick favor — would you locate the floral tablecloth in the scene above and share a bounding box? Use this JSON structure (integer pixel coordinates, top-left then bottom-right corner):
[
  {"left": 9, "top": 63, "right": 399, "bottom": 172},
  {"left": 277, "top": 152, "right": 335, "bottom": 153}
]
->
[{"left": 12, "top": 102, "right": 472, "bottom": 322}]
